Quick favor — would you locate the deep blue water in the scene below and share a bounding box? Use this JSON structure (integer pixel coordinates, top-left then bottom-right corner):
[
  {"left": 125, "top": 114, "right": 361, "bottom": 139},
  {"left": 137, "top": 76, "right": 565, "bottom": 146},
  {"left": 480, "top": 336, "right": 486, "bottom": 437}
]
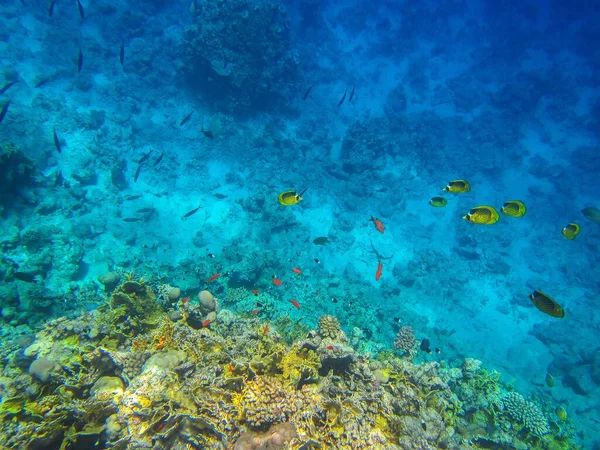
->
[{"left": 1, "top": 0, "right": 599, "bottom": 447}]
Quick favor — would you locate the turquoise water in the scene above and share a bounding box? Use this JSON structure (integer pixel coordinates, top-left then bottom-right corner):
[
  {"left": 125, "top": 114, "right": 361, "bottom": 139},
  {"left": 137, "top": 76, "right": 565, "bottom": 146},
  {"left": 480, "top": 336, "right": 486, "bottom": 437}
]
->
[{"left": 1, "top": 0, "right": 599, "bottom": 448}]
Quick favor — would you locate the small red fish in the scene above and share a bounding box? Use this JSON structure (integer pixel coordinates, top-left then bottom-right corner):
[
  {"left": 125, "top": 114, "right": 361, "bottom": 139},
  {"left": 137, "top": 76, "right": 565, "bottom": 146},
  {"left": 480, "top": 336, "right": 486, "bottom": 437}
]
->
[
  {"left": 371, "top": 216, "right": 385, "bottom": 234},
  {"left": 251, "top": 309, "right": 259, "bottom": 315},
  {"left": 375, "top": 261, "right": 383, "bottom": 281},
  {"left": 327, "top": 345, "right": 334, "bottom": 350},
  {"left": 262, "top": 324, "right": 269, "bottom": 336},
  {"left": 292, "top": 267, "right": 302, "bottom": 274},
  {"left": 202, "top": 319, "right": 211, "bottom": 327},
  {"left": 251, "top": 289, "right": 260, "bottom": 295},
  {"left": 181, "top": 297, "right": 190, "bottom": 304},
  {"left": 290, "top": 299, "right": 300, "bottom": 309},
  {"left": 207, "top": 273, "right": 220, "bottom": 283},
  {"left": 155, "top": 422, "right": 165, "bottom": 432},
  {"left": 315, "top": 289, "right": 319, "bottom": 297},
  {"left": 272, "top": 277, "right": 282, "bottom": 286}
]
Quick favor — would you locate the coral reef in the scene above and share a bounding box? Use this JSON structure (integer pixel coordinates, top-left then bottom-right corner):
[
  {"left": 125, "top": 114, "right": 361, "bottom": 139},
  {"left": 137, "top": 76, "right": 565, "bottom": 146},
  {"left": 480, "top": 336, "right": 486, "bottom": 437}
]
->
[
  {"left": 0, "top": 141, "right": 35, "bottom": 204},
  {"left": 183, "top": 0, "right": 299, "bottom": 115},
  {"left": 0, "top": 275, "right": 579, "bottom": 449}
]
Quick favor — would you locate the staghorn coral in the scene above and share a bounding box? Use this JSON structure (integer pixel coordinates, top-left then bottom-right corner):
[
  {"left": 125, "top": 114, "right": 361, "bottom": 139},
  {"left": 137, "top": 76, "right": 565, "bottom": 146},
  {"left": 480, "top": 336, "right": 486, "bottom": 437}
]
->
[{"left": 279, "top": 344, "right": 321, "bottom": 387}]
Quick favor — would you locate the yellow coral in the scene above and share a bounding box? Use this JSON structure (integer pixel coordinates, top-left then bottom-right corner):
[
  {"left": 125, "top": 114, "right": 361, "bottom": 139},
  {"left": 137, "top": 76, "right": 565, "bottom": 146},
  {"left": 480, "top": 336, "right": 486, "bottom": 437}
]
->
[{"left": 279, "top": 345, "right": 321, "bottom": 387}]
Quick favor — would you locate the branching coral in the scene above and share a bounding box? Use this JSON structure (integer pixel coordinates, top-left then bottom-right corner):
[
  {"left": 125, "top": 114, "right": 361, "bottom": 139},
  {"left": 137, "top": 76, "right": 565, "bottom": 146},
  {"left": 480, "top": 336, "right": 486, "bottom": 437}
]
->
[
  {"left": 238, "top": 376, "right": 315, "bottom": 429},
  {"left": 318, "top": 315, "right": 347, "bottom": 342},
  {"left": 394, "top": 326, "right": 417, "bottom": 358},
  {"left": 279, "top": 345, "right": 321, "bottom": 387},
  {"left": 502, "top": 392, "right": 549, "bottom": 437}
]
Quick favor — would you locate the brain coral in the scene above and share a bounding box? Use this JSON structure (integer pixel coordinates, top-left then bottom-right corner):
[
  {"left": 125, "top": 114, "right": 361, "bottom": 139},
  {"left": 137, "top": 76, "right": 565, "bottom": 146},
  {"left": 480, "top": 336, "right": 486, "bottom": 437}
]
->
[{"left": 183, "top": 0, "right": 299, "bottom": 115}]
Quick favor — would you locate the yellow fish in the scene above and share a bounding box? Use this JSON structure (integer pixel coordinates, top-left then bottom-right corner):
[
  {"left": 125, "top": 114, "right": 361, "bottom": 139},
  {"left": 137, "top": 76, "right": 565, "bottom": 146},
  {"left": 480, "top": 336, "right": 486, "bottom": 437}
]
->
[
  {"left": 462, "top": 206, "right": 500, "bottom": 225},
  {"left": 582, "top": 207, "right": 600, "bottom": 224},
  {"left": 278, "top": 188, "right": 308, "bottom": 206},
  {"left": 556, "top": 406, "right": 568, "bottom": 422},
  {"left": 561, "top": 223, "right": 580, "bottom": 240},
  {"left": 429, "top": 196, "right": 447, "bottom": 207},
  {"left": 501, "top": 200, "right": 527, "bottom": 218},
  {"left": 529, "top": 290, "right": 565, "bottom": 318},
  {"left": 443, "top": 180, "right": 471, "bottom": 193}
]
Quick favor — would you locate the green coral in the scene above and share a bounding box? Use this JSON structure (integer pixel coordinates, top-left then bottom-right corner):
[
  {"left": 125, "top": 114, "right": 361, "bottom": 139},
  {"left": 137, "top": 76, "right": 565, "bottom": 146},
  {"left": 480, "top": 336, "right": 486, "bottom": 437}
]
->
[
  {"left": 279, "top": 344, "right": 321, "bottom": 387},
  {"left": 273, "top": 315, "right": 311, "bottom": 345},
  {"left": 98, "top": 276, "right": 162, "bottom": 334}
]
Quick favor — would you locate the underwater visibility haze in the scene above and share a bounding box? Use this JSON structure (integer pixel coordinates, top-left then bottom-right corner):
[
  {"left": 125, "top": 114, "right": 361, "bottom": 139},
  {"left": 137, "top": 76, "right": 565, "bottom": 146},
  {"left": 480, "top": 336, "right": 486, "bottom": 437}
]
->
[{"left": 1, "top": 0, "right": 600, "bottom": 448}]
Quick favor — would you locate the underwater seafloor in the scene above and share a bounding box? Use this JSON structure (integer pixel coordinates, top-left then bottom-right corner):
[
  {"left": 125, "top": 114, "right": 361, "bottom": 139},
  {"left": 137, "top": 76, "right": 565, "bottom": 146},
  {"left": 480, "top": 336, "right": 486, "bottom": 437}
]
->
[{"left": 1, "top": 0, "right": 599, "bottom": 449}]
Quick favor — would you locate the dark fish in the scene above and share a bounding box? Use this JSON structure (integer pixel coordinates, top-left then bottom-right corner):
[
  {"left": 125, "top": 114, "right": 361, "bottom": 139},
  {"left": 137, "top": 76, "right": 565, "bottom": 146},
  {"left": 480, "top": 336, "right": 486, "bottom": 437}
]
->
[
  {"left": 123, "top": 217, "right": 141, "bottom": 222},
  {"left": 125, "top": 195, "right": 142, "bottom": 200},
  {"left": 14, "top": 272, "right": 37, "bottom": 283},
  {"left": 393, "top": 317, "right": 400, "bottom": 322},
  {"left": 420, "top": 339, "right": 431, "bottom": 354},
  {"left": 180, "top": 111, "right": 193, "bottom": 126},
  {"left": 48, "top": 0, "right": 56, "bottom": 16},
  {"left": 331, "top": 297, "right": 338, "bottom": 303},
  {"left": 213, "top": 193, "right": 227, "bottom": 199},
  {"left": 435, "top": 348, "right": 440, "bottom": 354},
  {"left": 119, "top": 42, "right": 125, "bottom": 66},
  {"left": 86, "top": 231, "right": 105, "bottom": 238},
  {"left": 207, "top": 253, "right": 215, "bottom": 258},
  {"left": 0, "top": 101, "right": 9, "bottom": 125},
  {"left": 201, "top": 124, "right": 213, "bottom": 138},
  {"left": 582, "top": 207, "right": 600, "bottom": 224},
  {"left": 529, "top": 290, "right": 565, "bottom": 318},
  {"left": 34, "top": 77, "right": 52, "bottom": 88},
  {"left": 302, "top": 85, "right": 314, "bottom": 100},
  {"left": 53, "top": 128, "right": 62, "bottom": 154},
  {"left": 337, "top": 88, "right": 347, "bottom": 107},
  {"left": 133, "top": 164, "right": 144, "bottom": 183},
  {"left": 349, "top": 86, "right": 355, "bottom": 103},
  {"left": 314, "top": 258, "right": 320, "bottom": 264},
  {"left": 0, "top": 80, "right": 18, "bottom": 95},
  {"left": 153, "top": 151, "right": 164, "bottom": 167},
  {"left": 182, "top": 205, "right": 201, "bottom": 219},
  {"left": 77, "top": 47, "right": 83, "bottom": 72},
  {"left": 76, "top": 0, "right": 84, "bottom": 19},
  {"left": 256, "top": 302, "right": 263, "bottom": 307},
  {"left": 136, "top": 207, "right": 155, "bottom": 213},
  {"left": 138, "top": 149, "right": 153, "bottom": 164},
  {"left": 312, "top": 236, "right": 330, "bottom": 246}
]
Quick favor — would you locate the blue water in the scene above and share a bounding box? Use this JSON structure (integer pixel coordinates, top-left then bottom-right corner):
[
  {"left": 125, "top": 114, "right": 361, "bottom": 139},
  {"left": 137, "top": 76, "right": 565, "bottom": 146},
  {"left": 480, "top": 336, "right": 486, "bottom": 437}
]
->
[{"left": 1, "top": 0, "right": 599, "bottom": 447}]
